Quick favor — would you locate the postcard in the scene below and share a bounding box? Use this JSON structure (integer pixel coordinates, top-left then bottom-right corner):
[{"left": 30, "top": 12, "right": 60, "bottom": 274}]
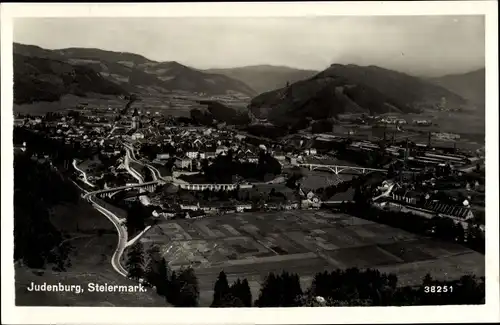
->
[{"left": 1, "top": 2, "right": 498, "bottom": 324}]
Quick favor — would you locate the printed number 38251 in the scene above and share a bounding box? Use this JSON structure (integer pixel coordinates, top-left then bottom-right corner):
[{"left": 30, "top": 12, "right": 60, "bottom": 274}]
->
[{"left": 424, "top": 286, "right": 453, "bottom": 293}]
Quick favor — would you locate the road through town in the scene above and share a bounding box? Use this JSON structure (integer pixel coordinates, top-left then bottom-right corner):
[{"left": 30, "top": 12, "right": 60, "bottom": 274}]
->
[{"left": 88, "top": 195, "right": 129, "bottom": 277}]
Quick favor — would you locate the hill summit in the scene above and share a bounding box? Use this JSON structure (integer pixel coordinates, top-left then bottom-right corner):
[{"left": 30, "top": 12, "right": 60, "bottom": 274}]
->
[{"left": 249, "top": 63, "right": 468, "bottom": 127}]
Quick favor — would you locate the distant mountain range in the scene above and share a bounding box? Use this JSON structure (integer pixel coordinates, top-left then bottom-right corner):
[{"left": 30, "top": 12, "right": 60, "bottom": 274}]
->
[
  {"left": 249, "top": 64, "right": 470, "bottom": 126},
  {"left": 429, "top": 68, "right": 485, "bottom": 107},
  {"left": 205, "top": 65, "right": 318, "bottom": 94},
  {"left": 13, "top": 43, "right": 256, "bottom": 104},
  {"left": 13, "top": 43, "right": 483, "bottom": 127}
]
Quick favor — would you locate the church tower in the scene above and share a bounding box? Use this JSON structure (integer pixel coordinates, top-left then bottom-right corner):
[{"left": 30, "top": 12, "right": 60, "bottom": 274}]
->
[{"left": 131, "top": 108, "right": 139, "bottom": 130}]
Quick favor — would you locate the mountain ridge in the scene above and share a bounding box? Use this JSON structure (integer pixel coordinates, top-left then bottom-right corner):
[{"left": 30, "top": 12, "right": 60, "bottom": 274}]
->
[
  {"left": 13, "top": 43, "right": 257, "bottom": 99},
  {"left": 429, "top": 68, "right": 485, "bottom": 107},
  {"left": 249, "top": 63, "right": 469, "bottom": 127},
  {"left": 13, "top": 53, "right": 128, "bottom": 105}
]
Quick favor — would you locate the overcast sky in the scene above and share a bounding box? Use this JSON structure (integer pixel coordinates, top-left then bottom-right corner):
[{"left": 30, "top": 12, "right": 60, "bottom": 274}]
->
[{"left": 14, "top": 16, "right": 485, "bottom": 77}]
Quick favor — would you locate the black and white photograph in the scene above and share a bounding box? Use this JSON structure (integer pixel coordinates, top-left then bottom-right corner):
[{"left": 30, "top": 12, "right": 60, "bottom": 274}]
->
[{"left": 1, "top": 2, "right": 499, "bottom": 325}]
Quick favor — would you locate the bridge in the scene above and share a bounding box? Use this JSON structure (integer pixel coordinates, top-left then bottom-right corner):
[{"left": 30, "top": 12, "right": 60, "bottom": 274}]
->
[
  {"left": 178, "top": 183, "right": 253, "bottom": 191},
  {"left": 299, "top": 163, "right": 387, "bottom": 175},
  {"left": 83, "top": 179, "right": 255, "bottom": 199},
  {"left": 83, "top": 180, "right": 165, "bottom": 200}
]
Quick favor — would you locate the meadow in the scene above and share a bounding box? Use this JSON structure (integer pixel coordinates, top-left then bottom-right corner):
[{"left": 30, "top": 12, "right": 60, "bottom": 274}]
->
[{"left": 141, "top": 210, "right": 484, "bottom": 306}]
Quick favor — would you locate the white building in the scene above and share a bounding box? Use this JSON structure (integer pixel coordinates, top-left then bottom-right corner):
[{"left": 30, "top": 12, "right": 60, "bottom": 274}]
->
[
  {"left": 175, "top": 157, "right": 192, "bottom": 170},
  {"left": 236, "top": 204, "right": 253, "bottom": 213},
  {"left": 273, "top": 152, "right": 286, "bottom": 161},
  {"left": 216, "top": 146, "right": 229, "bottom": 155},
  {"left": 156, "top": 153, "right": 170, "bottom": 160},
  {"left": 186, "top": 150, "right": 199, "bottom": 159},
  {"left": 304, "top": 148, "right": 317, "bottom": 155},
  {"left": 247, "top": 156, "right": 259, "bottom": 163},
  {"left": 131, "top": 132, "right": 144, "bottom": 140}
]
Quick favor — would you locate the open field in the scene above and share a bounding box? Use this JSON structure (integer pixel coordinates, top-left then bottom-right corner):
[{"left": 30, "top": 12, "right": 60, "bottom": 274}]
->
[
  {"left": 140, "top": 210, "right": 485, "bottom": 306},
  {"left": 15, "top": 199, "right": 169, "bottom": 307},
  {"left": 13, "top": 93, "right": 194, "bottom": 117},
  {"left": 13, "top": 94, "right": 125, "bottom": 115},
  {"left": 328, "top": 110, "right": 484, "bottom": 150},
  {"left": 300, "top": 170, "right": 353, "bottom": 190}
]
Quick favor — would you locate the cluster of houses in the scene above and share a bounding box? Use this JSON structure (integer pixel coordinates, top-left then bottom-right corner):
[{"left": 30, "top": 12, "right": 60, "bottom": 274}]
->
[
  {"left": 127, "top": 182, "right": 325, "bottom": 220},
  {"left": 149, "top": 197, "right": 316, "bottom": 220},
  {"left": 149, "top": 127, "right": 320, "bottom": 171},
  {"left": 349, "top": 138, "right": 481, "bottom": 170},
  {"left": 376, "top": 178, "right": 481, "bottom": 230},
  {"left": 379, "top": 116, "right": 408, "bottom": 125}
]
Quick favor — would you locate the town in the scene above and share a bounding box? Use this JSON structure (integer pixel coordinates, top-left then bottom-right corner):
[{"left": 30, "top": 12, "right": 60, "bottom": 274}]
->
[
  {"left": 14, "top": 99, "right": 485, "bottom": 223},
  {"left": 13, "top": 95, "right": 486, "bottom": 306}
]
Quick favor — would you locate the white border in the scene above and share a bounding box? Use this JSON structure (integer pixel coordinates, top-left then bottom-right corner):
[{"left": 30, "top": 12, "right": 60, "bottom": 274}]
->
[{"left": 1, "top": 2, "right": 498, "bottom": 324}]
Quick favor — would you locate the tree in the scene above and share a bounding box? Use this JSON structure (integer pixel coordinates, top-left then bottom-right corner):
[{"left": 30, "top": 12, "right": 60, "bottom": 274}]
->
[
  {"left": 166, "top": 271, "right": 180, "bottom": 305},
  {"left": 255, "top": 272, "right": 302, "bottom": 307},
  {"left": 238, "top": 279, "right": 253, "bottom": 307},
  {"left": 466, "top": 224, "right": 485, "bottom": 253},
  {"left": 212, "top": 271, "right": 231, "bottom": 307},
  {"left": 144, "top": 247, "right": 157, "bottom": 286},
  {"left": 144, "top": 245, "right": 170, "bottom": 297},
  {"left": 283, "top": 272, "right": 303, "bottom": 306},
  {"left": 175, "top": 267, "right": 200, "bottom": 307},
  {"left": 155, "top": 258, "right": 170, "bottom": 296},
  {"left": 455, "top": 275, "right": 485, "bottom": 304},
  {"left": 126, "top": 243, "right": 145, "bottom": 281},
  {"left": 229, "top": 278, "right": 252, "bottom": 307},
  {"left": 307, "top": 268, "right": 401, "bottom": 306},
  {"left": 125, "top": 201, "right": 148, "bottom": 237},
  {"left": 218, "top": 293, "right": 245, "bottom": 307},
  {"left": 255, "top": 272, "right": 277, "bottom": 307}
]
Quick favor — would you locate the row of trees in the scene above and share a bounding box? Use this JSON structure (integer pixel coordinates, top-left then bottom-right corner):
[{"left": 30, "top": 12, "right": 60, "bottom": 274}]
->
[
  {"left": 125, "top": 243, "right": 485, "bottom": 307},
  {"left": 164, "top": 186, "right": 290, "bottom": 206},
  {"left": 211, "top": 271, "right": 252, "bottom": 307}
]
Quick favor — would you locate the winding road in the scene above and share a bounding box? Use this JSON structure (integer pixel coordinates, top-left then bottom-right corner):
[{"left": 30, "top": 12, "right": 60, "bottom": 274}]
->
[
  {"left": 124, "top": 148, "right": 144, "bottom": 183},
  {"left": 88, "top": 195, "right": 128, "bottom": 277},
  {"left": 70, "top": 176, "right": 128, "bottom": 277},
  {"left": 123, "top": 142, "right": 165, "bottom": 182},
  {"left": 72, "top": 143, "right": 158, "bottom": 278},
  {"left": 72, "top": 159, "right": 96, "bottom": 188}
]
